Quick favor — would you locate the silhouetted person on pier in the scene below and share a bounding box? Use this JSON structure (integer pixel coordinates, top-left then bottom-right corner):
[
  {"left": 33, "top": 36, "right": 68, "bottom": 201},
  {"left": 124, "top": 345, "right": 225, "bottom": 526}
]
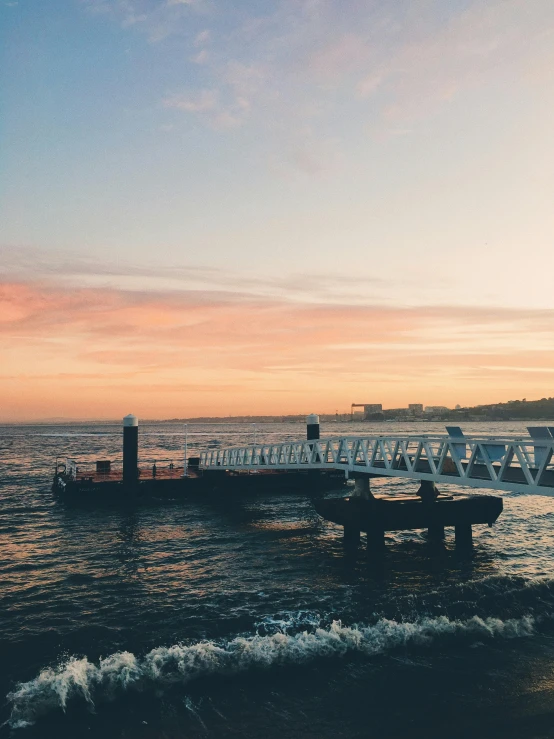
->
[{"left": 152, "top": 463, "right": 157, "bottom": 478}]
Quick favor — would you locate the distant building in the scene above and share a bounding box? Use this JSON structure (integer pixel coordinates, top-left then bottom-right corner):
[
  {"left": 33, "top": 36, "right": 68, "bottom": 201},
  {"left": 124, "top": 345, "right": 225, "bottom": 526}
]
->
[
  {"left": 363, "top": 404, "right": 382, "bottom": 420},
  {"left": 408, "top": 404, "right": 424, "bottom": 415},
  {"left": 387, "top": 408, "right": 408, "bottom": 417},
  {"left": 364, "top": 403, "right": 382, "bottom": 413},
  {"left": 424, "top": 405, "right": 450, "bottom": 414}
]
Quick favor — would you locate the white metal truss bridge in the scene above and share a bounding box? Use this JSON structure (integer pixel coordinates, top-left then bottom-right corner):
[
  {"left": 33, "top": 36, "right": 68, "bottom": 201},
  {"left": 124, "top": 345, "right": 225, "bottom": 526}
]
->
[{"left": 199, "top": 432, "right": 554, "bottom": 497}]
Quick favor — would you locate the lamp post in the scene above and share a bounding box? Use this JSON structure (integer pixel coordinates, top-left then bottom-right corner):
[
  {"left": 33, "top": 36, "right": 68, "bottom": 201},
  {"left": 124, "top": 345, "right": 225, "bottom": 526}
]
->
[{"left": 184, "top": 423, "right": 188, "bottom": 477}]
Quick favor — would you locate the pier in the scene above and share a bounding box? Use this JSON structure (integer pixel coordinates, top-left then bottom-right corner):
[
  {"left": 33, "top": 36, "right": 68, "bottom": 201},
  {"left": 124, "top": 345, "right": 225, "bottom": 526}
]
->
[
  {"left": 199, "top": 416, "right": 552, "bottom": 550},
  {"left": 199, "top": 423, "right": 554, "bottom": 497},
  {"left": 312, "top": 493, "right": 503, "bottom": 552},
  {"left": 52, "top": 414, "right": 554, "bottom": 553},
  {"left": 52, "top": 414, "right": 343, "bottom": 499}
]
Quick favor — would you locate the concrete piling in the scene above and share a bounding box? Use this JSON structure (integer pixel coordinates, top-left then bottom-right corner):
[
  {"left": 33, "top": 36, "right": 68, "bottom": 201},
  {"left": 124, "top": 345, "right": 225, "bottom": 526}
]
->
[
  {"left": 306, "top": 414, "right": 321, "bottom": 477},
  {"left": 123, "top": 414, "right": 138, "bottom": 487},
  {"left": 417, "top": 480, "right": 444, "bottom": 541},
  {"left": 343, "top": 526, "right": 361, "bottom": 549},
  {"left": 306, "top": 414, "right": 320, "bottom": 441},
  {"left": 367, "top": 526, "right": 385, "bottom": 554},
  {"left": 455, "top": 523, "right": 473, "bottom": 550},
  {"left": 428, "top": 523, "right": 445, "bottom": 541},
  {"left": 417, "top": 480, "right": 439, "bottom": 503},
  {"left": 353, "top": 476, "right": 374, "bottom": 500}
]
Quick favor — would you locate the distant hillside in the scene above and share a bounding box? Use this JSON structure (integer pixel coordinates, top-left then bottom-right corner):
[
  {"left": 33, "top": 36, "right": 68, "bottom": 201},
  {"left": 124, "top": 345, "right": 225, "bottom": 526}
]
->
[
  {"left": 154, "top": 415, "right": 309, "bottom": 424},
  {"left": 7, "top": 398, "right": 554, "bottom": 425},
  {"left": 448, "top": 397, "right": 554, "bottom": 421},
  {"left": 168, "top": 398, "right": 554, "bottom": 423}
]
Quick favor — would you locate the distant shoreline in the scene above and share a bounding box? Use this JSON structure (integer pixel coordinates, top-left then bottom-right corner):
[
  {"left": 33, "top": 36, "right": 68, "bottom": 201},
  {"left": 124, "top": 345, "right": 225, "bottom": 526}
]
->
[
  {"left": 3, "top": 417, "right": 554, "bottom": 426},
  {"left": 2, "top": 396, "right": 554, "bottom": 425}
]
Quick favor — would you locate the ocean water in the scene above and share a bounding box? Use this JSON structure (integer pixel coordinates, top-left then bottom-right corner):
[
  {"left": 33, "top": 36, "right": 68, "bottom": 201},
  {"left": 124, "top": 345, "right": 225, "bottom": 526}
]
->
[{"left": 2, "top": 420, "right": 554, "bottom": 738}]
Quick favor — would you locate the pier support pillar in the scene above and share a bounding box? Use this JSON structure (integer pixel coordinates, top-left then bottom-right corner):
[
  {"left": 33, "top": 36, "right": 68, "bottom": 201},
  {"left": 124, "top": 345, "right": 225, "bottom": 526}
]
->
[
  {"left": 418, "top": 481, "right": 443, "bottom": 541},
  {"left": 428, "top": 523, "right": 445, "bottom": 542},
  {"left": 367, "top": 527, "right": 385, "bottom": 554},
  {"left": 306, "top": 414, "right": 321, "bottom": 466},
  {"left": 344, "top": 526, "right": 360, "bottom": 549},
  {"left": 307, "top": 469, "right": 322, "bottom": 491},
  {"left": 455, "top": 524, "right": 473, "bottom": 550},
  {"left": 306, "top": 414, "right": 320, "bottom": 441},
  {"left": 417, "top": 480, "right": 439, "bottom": 503},
  {"left": 353, "top": 477, "right": 374, "bottom": 500},
  {"left": 123, "top": 414, "right": 139, "bottom": 488}
]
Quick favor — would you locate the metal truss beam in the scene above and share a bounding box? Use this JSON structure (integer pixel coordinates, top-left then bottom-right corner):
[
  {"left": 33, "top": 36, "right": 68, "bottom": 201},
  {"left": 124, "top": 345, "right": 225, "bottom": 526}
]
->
[{"left": 199, "top": 434, "right": 554, "bottom": 497}]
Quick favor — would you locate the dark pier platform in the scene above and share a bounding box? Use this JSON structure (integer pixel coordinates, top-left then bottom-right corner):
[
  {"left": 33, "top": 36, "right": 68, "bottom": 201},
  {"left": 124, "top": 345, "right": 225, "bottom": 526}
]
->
[
  {"left": 313, "top": 493, "right": 503, "bottom": 550},
  {"left": 51, "top": 414, "right": 504, "bottom": 556},
  {"left": 52, "top": 467, "right": 345, "bottom": 500}
]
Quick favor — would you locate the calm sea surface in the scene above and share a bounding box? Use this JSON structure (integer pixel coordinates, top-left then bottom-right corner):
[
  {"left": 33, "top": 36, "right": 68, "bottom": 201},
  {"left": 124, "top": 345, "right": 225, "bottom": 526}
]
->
[{"left": 2, "top": 420, "right": 554, "bottom": 738}]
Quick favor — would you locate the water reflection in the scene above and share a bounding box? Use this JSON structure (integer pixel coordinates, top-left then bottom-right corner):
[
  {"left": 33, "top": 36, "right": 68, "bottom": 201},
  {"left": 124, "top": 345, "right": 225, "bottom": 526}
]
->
[{"left": 116, "top": 510, "right": 144, "bottom": 575}]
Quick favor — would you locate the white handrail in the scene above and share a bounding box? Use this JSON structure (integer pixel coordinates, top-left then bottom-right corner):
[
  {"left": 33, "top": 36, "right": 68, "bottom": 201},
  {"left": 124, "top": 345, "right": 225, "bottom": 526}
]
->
[{"left": 199, "top": 434, "right": 554, "bottom": 496}]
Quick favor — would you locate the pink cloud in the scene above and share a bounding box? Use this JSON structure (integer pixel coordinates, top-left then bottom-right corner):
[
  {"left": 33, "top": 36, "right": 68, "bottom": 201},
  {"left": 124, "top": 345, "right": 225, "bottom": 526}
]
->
[
  {"left": 2, "top": 278, "right": 554, "bottom": 371},
  {"left": 2, "top": 277, "right": 554, "bottom": 419}
]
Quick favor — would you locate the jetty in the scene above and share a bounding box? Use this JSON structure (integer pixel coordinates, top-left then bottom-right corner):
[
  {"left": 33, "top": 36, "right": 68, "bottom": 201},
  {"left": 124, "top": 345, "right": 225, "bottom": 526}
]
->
[
  {"left": 52, "top": 414, "right": 554, "bottom": 551},
  {"left": 199, "top": 418, "right": 554, "bottom": 496},
  {"left": 52, "top": 414, "right": 343, "bottom": 499},
  {"left": 312, "top": 493, "right": 502, "bottom": 551},
  {"left": 197, "top": 415, "right": 554, "bottom": 548}
]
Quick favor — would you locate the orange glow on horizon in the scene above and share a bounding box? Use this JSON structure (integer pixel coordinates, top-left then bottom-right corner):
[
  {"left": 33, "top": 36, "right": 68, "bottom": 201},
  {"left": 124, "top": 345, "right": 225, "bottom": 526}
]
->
[{"left": 1, "top": 279, "right": 554, "bottom": 421}]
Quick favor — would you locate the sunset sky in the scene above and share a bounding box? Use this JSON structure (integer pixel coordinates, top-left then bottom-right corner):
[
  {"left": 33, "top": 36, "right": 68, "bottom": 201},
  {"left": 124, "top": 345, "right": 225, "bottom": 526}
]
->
[{"left": 1, "top": 0, "right": 554, "bottom": 420}]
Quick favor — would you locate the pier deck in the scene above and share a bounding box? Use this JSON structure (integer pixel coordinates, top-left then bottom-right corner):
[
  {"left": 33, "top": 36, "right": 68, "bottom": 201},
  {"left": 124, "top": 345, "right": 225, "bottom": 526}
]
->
[
  {"left": 51, "top": 417, "right": 520, "bottom": 551},
  {"left": 199, "top": 431, "right": 554, "bottom": 496},
  {"left": 53, "top": 464, "right": 344, "bottom": 498},
  {"left": 74, "top": 466, "right": 189, "bottom": 484},
  {"left": 313, "top": 493, "right": 503, "bottom": 550}
]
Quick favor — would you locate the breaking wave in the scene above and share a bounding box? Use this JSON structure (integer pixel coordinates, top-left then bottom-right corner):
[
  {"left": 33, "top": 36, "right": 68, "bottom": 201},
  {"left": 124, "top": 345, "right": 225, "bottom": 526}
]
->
[{"left": 6, "top": 613, "right": 535, "bottom": 729}]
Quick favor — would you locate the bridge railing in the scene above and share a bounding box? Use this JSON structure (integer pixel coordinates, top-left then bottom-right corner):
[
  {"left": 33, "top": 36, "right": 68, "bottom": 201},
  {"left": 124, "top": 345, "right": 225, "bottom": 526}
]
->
[
  {"left": 57, "top": 458, "right": 187, "bottom": 481},
  {"left": 199, "top": 434, "right": 554, "bottom": 496}
]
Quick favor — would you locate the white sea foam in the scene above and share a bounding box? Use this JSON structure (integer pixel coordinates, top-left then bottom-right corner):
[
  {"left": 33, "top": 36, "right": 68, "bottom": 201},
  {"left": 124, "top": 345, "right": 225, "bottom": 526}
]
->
[
  {"left": 6, "top": 614, "right": 535, "bottom": 728},
  {"left": 254, "top": 610, "right": 323, "bottom": 634}
]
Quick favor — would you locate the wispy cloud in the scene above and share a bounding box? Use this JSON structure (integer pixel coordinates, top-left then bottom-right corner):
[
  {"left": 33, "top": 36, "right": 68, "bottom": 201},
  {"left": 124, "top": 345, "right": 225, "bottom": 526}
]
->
[
  {"left": 163, "top": 89, "right": 218, "bottom": 114},
  {"left": 194, "top": 28, "right": 210, "bottom": 46},
  {"left": 3, "top": 278, "right": 554, "bottom": 359},
  {"left": 2, "top": 275, "right": 554, "bottom": 419},
  {"left": 81, "top": 0, "right": 554, "bottom": 171},
  {"left": 163, "top": 84, "right": 249, "bottom": 128},
  {"left": 82, "top": 0, "right": 206, "bottom": 43},
  {"left": 0, "top": 246, "right": 386, "bottom": 304},
  {"left": 145, "top": 0, "right": 554, "bottom": 165}
]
